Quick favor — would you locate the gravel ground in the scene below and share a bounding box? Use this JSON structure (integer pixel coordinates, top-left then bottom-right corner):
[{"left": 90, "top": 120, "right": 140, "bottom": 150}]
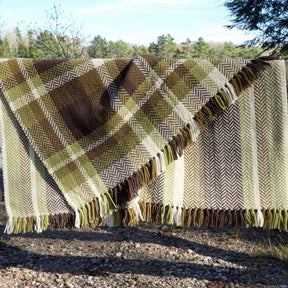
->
[{"left": 0, "top": 203, "right": 287, "bottom": 288}]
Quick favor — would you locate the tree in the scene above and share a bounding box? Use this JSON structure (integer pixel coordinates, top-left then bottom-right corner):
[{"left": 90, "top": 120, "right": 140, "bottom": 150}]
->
[
  {"left": 191, "top": 37, "right": 211, "bottom": 59},
  {"left": 108, "top": 40, "right": 129, "bottom": 58},
  {"left": 0, "top": 36, "right": 11, "bottom": 58},
  {"left": 13, "top": 27, "right": 30, "bottom": 58},
  {"left": 238, "top": 45, "right": 263, "bottom": 59},
  {"left": 221, "top": 42, "right": 239, "bottom": 59},
  {"left": 30, "top": 4, "right": 85, "bottom": 59},
  {"left": 177, "top": 38, "right": 195, "bottom": 58},
  {"left": 33, "top": 30, "right": 60, "bottom": 58},
  {"left": 148, "top": 34, "right": 178, "bottom": 58},
  {"left": 224, "top": 0, "right": 288, "bottom": 56},
  {"left": 88, "top": 35, "right": 110, "bottom": 58},
  {"left": 128, "top": 45, "right": 148, "bottom": 57}
]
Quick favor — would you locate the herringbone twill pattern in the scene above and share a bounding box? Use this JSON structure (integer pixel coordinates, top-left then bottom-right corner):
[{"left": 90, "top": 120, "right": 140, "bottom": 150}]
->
[{"left": 0, "top": 56, "right": 287, "bottom": 233}]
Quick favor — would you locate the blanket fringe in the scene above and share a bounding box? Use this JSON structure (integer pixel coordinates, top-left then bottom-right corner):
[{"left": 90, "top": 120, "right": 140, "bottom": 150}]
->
[
  {"left": 193, "top": 58, "right": 273, "bottom": 130},
  {"left": 135, "top": 202, "right": 288, "bottom": 231},
  {"left": 5, "top": 203, "right": 288, "bottom": 233},
  {"left": 4, "top": 196, "right": 107, "bottom": 233}
]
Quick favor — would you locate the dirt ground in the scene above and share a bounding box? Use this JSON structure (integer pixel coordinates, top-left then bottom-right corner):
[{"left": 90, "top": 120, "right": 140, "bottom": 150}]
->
[{"left": 0, "top": 202, "right": 287, "bottom": 288}]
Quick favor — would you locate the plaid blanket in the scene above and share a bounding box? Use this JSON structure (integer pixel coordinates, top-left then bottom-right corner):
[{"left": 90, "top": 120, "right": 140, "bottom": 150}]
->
[{"left": 0, "top": 55, "right": 287, "bottom": 233}]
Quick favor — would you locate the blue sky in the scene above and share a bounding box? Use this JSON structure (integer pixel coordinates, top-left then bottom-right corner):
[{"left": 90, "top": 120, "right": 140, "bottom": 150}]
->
[{"left": 0, "top": 0, "right": 254, "bottom": 46}]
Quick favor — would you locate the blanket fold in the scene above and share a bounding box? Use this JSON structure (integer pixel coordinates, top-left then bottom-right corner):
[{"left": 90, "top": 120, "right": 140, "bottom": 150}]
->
[{"left": 0, "top": 55, "right": 287, "bottom": 233}]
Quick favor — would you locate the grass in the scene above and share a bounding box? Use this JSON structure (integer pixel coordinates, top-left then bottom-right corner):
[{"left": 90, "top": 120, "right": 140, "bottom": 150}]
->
[
  {"left": 213, "top": 232, "right": 228, "bottom": 241},
  {"left": 254, "top": 231, "right": 288, "bottom": 262},
  {"left": 256, "top": 242, "right": 288, "bottom": 262}
]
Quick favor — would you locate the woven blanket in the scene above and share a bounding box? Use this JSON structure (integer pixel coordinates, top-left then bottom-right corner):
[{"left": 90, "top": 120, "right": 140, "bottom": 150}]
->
[{"left": 0, "top": 56, "right": 287, "bottom": 233}]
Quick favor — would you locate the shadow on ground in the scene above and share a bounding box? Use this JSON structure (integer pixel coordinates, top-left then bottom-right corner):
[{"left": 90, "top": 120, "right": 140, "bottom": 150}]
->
[{"left": 0, "top": 224, "right": 287, "bottom": 286}]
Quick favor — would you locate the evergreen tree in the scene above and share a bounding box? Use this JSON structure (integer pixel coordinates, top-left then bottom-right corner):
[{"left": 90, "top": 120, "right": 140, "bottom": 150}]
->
[
  {"left": 88, "top": 35, "right": 110, "bottom": 58},
  {"left": 148, "top": 34, "right": 178, "bottom": 58},
  {"left": 238, "top": 45, "right": 263, "bottom": 59},
  {"left": 128, "top": 45, "right": 148, "bottom": 57},
  {"left": 191, "top": 37, "right": 211, "bottom": 58},
  {"left": 13, "top": 27, "right": 30, "bottom": 58},
  {"left": 27, "top": 29, "right": 42, "bottom": 58},
  {"left": 0, "top": 36, "right": 12, "bottom": 58},
  {"left": 225, "top": 0, "right": 288, "bottom": 56},
  {"left": 209, "top": 47, "right": 220, "bottom": 59},
  {"left": 177, "top": 38, "right": 194, "bottom": 58},
  {"left": 33, "top": 30, "right": 60, "bottom": 58},
  {"left": 221, "top": 42, "right": 239, "bottom": 59},
  {"left": 108, "top": 40, "right": 129, "bottom": 58}
]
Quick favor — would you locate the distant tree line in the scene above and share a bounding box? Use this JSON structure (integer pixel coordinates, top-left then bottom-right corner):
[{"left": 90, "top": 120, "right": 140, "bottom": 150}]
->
[
  {"left": 0, "top": 4, "right": 265, "bottom": 60},
  {"left": 0, "top": 29, "right": 265, "bottom": 60}
]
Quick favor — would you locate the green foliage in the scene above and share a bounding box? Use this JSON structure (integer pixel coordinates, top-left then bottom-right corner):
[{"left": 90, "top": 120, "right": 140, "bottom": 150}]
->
[
  {"left": 108, "top": 40, "right": 129, "bottom": 58},
  {"left": 148, "top": 34, "right": 178, "bottom": 58},
  {"left": 88, "top": 35, "right": 110, "bottom": 58},
  {"left": 225, "top": 0, "right": 288, "bottom": 56},
  {"left": 0, "top": 4, "right": 266, "bottom": 60},
  {"left": 191, "top": 37, "right": 211, "bottom": 59},
  {"left": 221, "top": 42, "right": 239, "bottom": 59},
  {"left": 128, "top": 45, "right": 148, "bottom": 57},
  {"left": 0, "top": 28, "right": 265, "bottom": 60},
  {"left": 0, "top": 36, "right": 11, "bottom": 58}
]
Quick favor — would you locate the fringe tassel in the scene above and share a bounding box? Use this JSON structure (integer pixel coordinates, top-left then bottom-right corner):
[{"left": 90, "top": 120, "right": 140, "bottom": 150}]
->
[
  {"left": 159, "top": 150, "right": 166, "bottom": 173},
  {"left": 226, "top": 209, "right": 233, "bottom": 226},
  {"left": 113, "top": 210, "right": 121, "bottom": 227},
  {"left": 263, "top": 208, "right": 273, "bottom": 229},
  {"left": 186, "top": 208, "right": 192, "bottom": 226},
  {"left": 172, "top": 206, "right": 182, "bottom": 226},
  {"left": 272, "top": 208, "right": 283, "bottom": 231},
  {"left": 181, "top": 208, "right": 186, "bottom": 226},
  {"left": 219, "top": 210, "right": 226, "bottom": 228},
  {"left": 160, "top": 205, "right": 165, "bottom": 223},
  {"left": 163, "top": 144, "right": 174, "bottom": 167},
  {"left": 153, "top": 203, "right": 162, "bottom": 223},
  {"left": 214, "top": 92, "right": 227, "bottom": 110},
  {"left": 257, "top": 210, "right": 264, "bottom": 227},
  {"left": 101, "top": 192, "right": 117, "bottom": 215},
  {"left": 4, "top": 217, "right": 13, "bottom": 234},
  {"left": 139, "top": 200, "right": 147, "bottom": 221},
  {"left": 203, "top": 208, "right": 210, "bottom": 227},
  {"left": 146, "top": 201, "right": 152, "bottom": 222},
  {"left": 165, "top": 204, "right": 173, "bottom": 224},
  {"left": 112, "top": 202, "right": 287, "bottom": 232},
  {"left": 192, "top": 208, "right": 197, "bottom": 226},
  {"left": 35, "top": 216, "right": 42, "bottom": 233},
  {"left": 197, "top": 209, "right": 204, "bottom": 226},
  {"left": 188, "top": 119, "right": 201, "bottom": 142},
  {"left": 283, "top": 210, "right": 288, "bottom": 232}
]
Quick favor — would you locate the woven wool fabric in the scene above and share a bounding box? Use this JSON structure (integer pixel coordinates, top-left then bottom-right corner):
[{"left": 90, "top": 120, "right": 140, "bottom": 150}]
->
[
  {"left": 0, "top": 55, "right": 287, "bottom": 233},
  {"left": 139, "top": 60, "right": 288, "bottom": 230}
]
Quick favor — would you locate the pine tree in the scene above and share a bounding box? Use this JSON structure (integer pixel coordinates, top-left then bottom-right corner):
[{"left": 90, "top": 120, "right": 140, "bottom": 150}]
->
[
  {"left": 88, "top": 35, "right": 110, "bottom": 58},
  {"left": 148, "top": 34, "right": 178, "bottom": 58},
  {"left": 191, "top": 37, "right": 211, "bottom": 58}
]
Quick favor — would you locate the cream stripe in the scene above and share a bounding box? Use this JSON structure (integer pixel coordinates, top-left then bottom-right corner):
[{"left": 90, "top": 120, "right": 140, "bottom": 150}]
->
[{"left": 172, "top": 155, "right": 185, "bottom": 209}]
